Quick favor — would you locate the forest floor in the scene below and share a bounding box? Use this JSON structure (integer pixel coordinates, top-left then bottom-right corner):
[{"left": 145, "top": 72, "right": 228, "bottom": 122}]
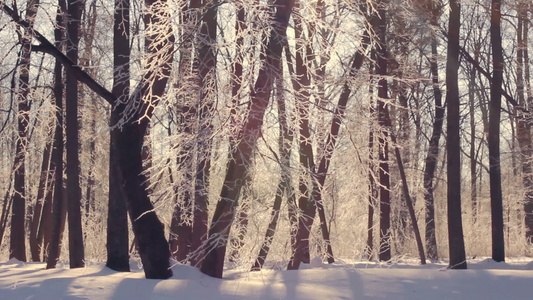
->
[{"left": 0, "top": 256, "right": 532, "bottom": 299}]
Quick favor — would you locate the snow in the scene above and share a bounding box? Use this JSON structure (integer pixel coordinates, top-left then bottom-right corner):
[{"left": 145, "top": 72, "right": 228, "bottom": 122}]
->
[{"left": 1, "top": 257, "right": 532, "bottom": 299}]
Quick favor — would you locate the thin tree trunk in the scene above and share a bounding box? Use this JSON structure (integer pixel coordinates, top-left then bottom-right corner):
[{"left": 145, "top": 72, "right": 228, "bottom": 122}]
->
[
  {"left": 46, "top": 0, "right": 66, "bottom": 269},
  {"left": 288, "top": 2, "right": 318, "bottom": 268},
  {"left": 252, "top": 69, "right": 293, "bottom": 271},
  {"left": 29, "top": 133, "right": 53, "bottom": 261},
  {"left": 173, "top": 0, "right": 198, "bottom": 266},
  {"left": 489, "top": 0, "right": 504, "bottom": 262},
  {"left": 200, "top": 0, "right": 294, "bottom": 279},
  {"left": 374, "top": 1, "right": 391, "bottom": 262},
  {"left": 469, "top": 62, "right": 478, "bottom": 223},
  {"left": 10, "top": 0, "right": 40, "bottom": 262},
  {"left": 384, "top": 113, "right": 426, "bottom": 265},
  {"left": 446, "top": 0, "right": 467, "bottom": 270},
  {"left": 517, "top": 3, "right": 533, "bottom": 244},
  {"left": 366, "top": 71, "right": 376, "bottom": 259},
  {"left": 189, "top": 0, "right": 218, "bottom": 267},
  {"left": 38, "top": 166, "right": 54, "bottom": 261},
  {"left": 424, "top": 6, "right": 444, "bottom": 260},
  {"left": 0, "top": 177, "right": 13, "bottom": 247}
]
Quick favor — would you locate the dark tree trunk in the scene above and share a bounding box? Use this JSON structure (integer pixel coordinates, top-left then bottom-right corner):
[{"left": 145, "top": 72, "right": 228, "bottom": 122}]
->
[
  {"left": 116, "top": 120, "right": 172, "bottom": 278},
  {"left": 30, "top": 135, "right": 53, "bottom": 261},
  {"left": 106, "top": 0, "right": 131, "bottom": 273},
  {"left": 366, "top": 63, "right": 376, "bottom": 259},
  {"left": 374, "top": 1, "right": 391, "bottom": 262},
  {"left": 188, "top": 0, "right": 218, "bottom": 267},
  {"left": 172, "top": 0, "right": 198, "bottom": 266},
  {"left": 169, "top": 151, "right": 192, "bottom": 262},
  {"left": 46, "top": 0, "right": 66, "bottom": 269},
  {"left": 65, "top": 0, "right": 86, "bottom": 269},
  {"left": 489, "top": 0, "right": 505, "bottom": 262},
  {"left": 38, "top": 154, "right": 55, "bottom": 261},
  {"left": 423, "top": 5, "right": 444, "bottom": 261},
  {"left": 170, "top": 109, "right": 194, "bottom": 264},
  {"left": 252, "top": 73, "right": 293, "bottom": 271},
  {"left": 385, "top": 114, "right": 426, "bottom": 265},
  {"left": 446, "top": 0, "right": 467, "bottom": 270},
  {"left": 111, "top": 0, "right": 176, "bottom": 279},
  {"left": 200, "top": 0, "right": 295, "bottom": 279},
  {"left": 287, "top": 2, "right": 319, "bottom": 269},
  {"left": 469, "top": 58, "right": 478, "bottom": 224},
  {"left": 10, "top": 0, "right": 40, "bottom": 263}
]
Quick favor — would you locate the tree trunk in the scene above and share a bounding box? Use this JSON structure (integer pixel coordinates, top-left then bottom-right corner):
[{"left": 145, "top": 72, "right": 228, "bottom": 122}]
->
[
  {"left": 288, "top": 2, "right": 319, "bottom": 268},
  {"left": 188, "top": 0, "right": 218, "bottom": 267},
  {"left": 489, "top": 0, "right": 505, "bottom": 262},
  {"left": 366, "top": 71, "right": 376, "bottom": 259},
  {"left": 469, "top": 59, "right": 478, "bottom": 223},
  {"left": 65, "top": 0, "right": 86, "bottom": 269},
  {"left": 200, "top": 0, "right": 295, "bottom": 279},
  {"left": 29, "top": 134, "right": 53, "bottom": 261},
  {"left": 105, "top": 0, "right": 131, "bottom": 273},
  {"left": 10, "top": 0, "right": 40, "bottom": 263},
  {"left": 374, "top": 1, "right": 391, "bottom": 262},
  {"left": 423, "top": 6, "right": 444, "bottom": 261},
  {"left": 516, "top": 2, "right": 533, "bottom": 244},
  {"left": 172, "top": 0, "right": 198, "bottom": 266},
  {"left": 112, "top": 0, "right": 176, "bottom": 279},
  {"left": 46, "top": 0, "right": 66, "bottom": 269},
  {"left": 252, "top": 72, "right": 293, "bottom": 271},
  {"left": 446, "top": 0, "right": 467, "bottom": 270}
]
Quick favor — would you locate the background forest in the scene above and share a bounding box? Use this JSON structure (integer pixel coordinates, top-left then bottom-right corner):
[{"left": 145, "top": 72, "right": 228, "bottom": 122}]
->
[{"left": 0, "top": 0, "right": 532, "bottom": 279}]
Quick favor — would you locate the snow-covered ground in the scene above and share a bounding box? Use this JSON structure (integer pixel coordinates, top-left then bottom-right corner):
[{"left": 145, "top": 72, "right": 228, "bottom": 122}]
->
[{"left": 1, "top": 257, "right": 532, "bottom": 299}]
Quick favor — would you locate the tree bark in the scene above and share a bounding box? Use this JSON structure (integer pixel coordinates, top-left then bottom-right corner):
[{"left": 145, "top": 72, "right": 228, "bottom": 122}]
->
[
  {"left": 446, "top": 0, "right": 467, "bottom": 270},
  {"left": 65, "top": 0, "right": 86, "bottom": 269},
  {"left": 251, "top": 70, "right": 293, "bottom": 271},
  {"left": 374, "top": 1, "right": 391, "bottom": 262},
  {"left": 489, "top": 0, "right": 505, "bottom": 262},
  {"left": 200, "top": 0, "right": 295, "bottom": 278},
  {"left": 288, "top": 2, "right": 319, "bottom": 268},
  {"left": 106, "top": 0, "right": 131, "bottom": 273},
  {"left": 191, "top": 0, "right": 218, "bottom": 267},
  {"left": 30, "top": 133, "right": 53, "bottom": 261},
  {"left": 423, "top": 5, "right": 444, "bottom": 261},
  {"left": 46, "top": 0, "right": 66, "bottom": 269},
  {"left": 112, "top": 0, "right": 176, "bottom": 279},
  {"left": 10, "top": 0, "right": 40, "bottom": 263},
  {"left": 516, "top": 2, "right": 533, "bottom": 244}
]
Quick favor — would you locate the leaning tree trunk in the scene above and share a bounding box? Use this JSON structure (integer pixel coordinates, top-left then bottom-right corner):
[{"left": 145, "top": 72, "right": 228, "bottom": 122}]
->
[
  {"left": 29, "top": 133, "right": 53, "bottom": 261},
  {"left": 446, "top": 0, "right": 467, "bottom": 270},
  {"left": 112, "top": 0, "right": 176, "bottom": 279},
  {"left": 200, "top": 0, "right": 295, "bottom": 279},
  {"left": 252, "top": 68, "right": 293, "bottom": 271}
]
